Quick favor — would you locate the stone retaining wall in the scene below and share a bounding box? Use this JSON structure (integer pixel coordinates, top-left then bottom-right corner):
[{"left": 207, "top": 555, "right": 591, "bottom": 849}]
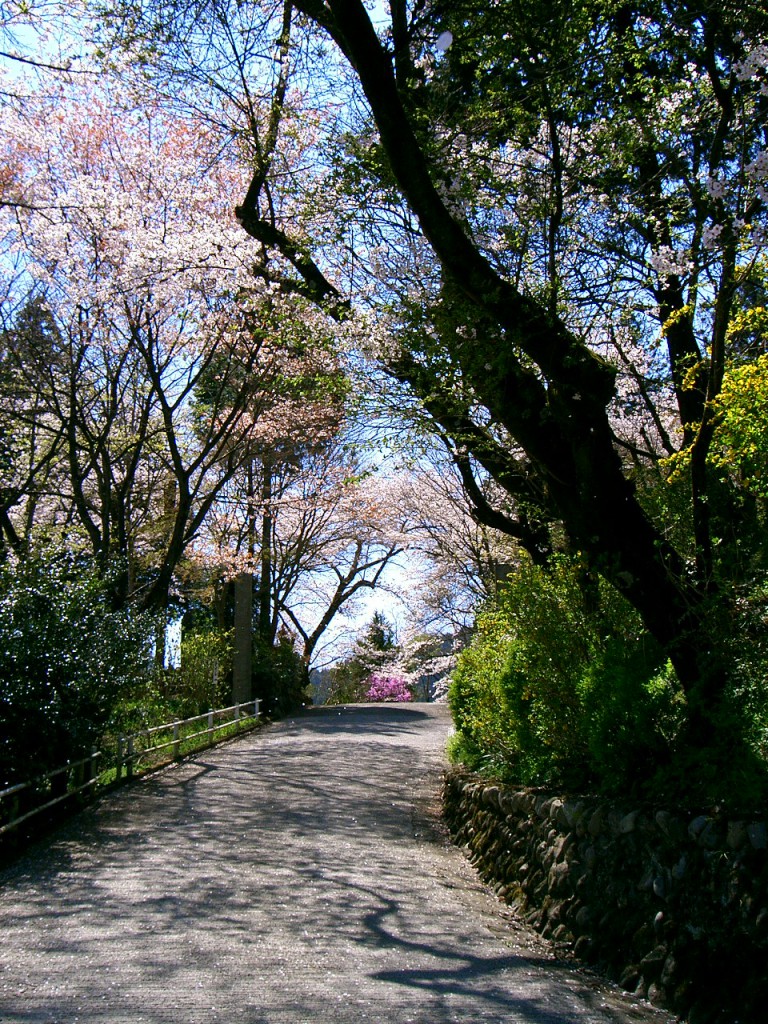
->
[{"left": 442, "top": 771, "right": 768, "bottom": 1024}]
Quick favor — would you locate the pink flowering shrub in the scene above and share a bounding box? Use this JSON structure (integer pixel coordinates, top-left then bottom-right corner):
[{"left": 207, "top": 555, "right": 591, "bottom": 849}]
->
[{"left": 365, "top": 673, "right": 413, "bottom": 703}]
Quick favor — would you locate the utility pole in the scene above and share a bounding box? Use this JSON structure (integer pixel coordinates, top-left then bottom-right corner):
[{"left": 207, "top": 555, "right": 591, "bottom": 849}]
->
[
  {"left": 232, "top": 460, "right": 255, "bottom": 703},
  {"left": 257, "top": 454, "right": 274, "bottom": 643}
]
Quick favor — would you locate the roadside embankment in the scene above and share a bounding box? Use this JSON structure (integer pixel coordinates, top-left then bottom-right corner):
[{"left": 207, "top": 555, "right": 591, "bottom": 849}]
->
[{"left": 443, "top": 770, "right": 768, "bottom": 1023}]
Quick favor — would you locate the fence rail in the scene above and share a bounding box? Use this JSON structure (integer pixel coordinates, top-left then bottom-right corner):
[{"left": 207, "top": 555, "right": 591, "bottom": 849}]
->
[{"left": 0, "top": 699, "right": 260, "bottom": 839}]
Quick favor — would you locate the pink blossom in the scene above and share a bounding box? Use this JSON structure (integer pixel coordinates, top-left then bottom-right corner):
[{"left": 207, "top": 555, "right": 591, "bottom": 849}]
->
[{"left": 365, "top": 673, "right": 413, "bottom": 702}]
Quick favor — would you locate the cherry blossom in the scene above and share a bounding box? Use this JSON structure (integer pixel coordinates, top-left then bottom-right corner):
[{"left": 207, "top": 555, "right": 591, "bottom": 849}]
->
[{"left": 0, "top": 75, "right": 346, "bottom": 611}]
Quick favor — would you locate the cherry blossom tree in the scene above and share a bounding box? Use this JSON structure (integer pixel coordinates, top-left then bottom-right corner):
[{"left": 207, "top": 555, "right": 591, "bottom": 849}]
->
[
  {"left": 277, "top": 463, "right": 410, "bottom": 667},
  {"left": 0, "top": 1, "right": 89, "bottom": 83},
  {"left": 185, "top": 339, "right": 349, "bottom": 694},
  {"left": 195, "top": 437, "right": 410, "bottom": 668},
  {"left": 390, "top": 452, "right": 521, "bottom": 633},
  {"left": 0, "top": 78, "right": 343, "bottom": 614}
]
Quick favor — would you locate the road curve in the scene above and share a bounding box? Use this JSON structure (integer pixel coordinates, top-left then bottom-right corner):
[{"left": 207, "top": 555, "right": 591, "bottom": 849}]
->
[{"left": 0, "top": 704, "right": 675, "bottom": 1024}]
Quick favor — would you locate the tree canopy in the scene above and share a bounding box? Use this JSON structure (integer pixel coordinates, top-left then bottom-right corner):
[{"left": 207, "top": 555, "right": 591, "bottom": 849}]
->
[
  {"left": 115, "top": 0, "right": 766, "bottom": 754},
  {"left": 2, "top": 0, "right": 768, "bottom": 800}
]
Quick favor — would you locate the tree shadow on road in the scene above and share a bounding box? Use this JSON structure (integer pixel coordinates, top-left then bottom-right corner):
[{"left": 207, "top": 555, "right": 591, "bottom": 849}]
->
[{"left": 0, "top": 704, "right": 659, "bottom": 1024}]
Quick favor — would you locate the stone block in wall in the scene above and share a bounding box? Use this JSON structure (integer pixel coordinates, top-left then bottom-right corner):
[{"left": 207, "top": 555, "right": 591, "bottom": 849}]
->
[{"left": 442, "top": 769, "right": 768, "bottom": 1024}]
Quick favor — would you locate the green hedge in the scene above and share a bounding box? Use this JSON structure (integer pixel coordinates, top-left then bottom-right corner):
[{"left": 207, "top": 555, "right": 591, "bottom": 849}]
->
[{"left": 448, "top": 555, "right": 685, "bottom": 795}]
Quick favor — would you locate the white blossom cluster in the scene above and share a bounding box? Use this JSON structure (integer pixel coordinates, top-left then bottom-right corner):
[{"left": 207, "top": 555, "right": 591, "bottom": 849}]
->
[
  {"left": 735, "top": 40, "right": 768, "bottom": 95},
  {"left": 746, "top": 151, "right": 768, "bottom": 205},
  {"left": 648, "top": 246, "right": 694, "bottom": 281},
  {"left": 2, "top": 87, "right": 266, "bottom": 326}
]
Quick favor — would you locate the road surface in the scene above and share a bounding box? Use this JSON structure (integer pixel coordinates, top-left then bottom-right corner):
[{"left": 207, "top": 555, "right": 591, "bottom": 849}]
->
[{"left": 0, "top": 704, "right": 676, "bottom": 1024}]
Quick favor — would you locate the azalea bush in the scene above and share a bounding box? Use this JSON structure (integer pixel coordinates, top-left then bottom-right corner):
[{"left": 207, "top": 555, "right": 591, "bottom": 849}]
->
[{"left": 365, "top": 674, "right": 412, "bottom": 703}]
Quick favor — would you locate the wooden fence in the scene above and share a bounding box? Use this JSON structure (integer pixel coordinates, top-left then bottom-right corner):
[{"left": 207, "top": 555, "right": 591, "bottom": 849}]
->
[{"left": 0, "top": 700, "right": 261, "bottom": 840}]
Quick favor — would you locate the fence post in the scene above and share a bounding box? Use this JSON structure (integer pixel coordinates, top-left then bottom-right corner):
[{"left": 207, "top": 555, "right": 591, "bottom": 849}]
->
[
  {"left": 126, "top": 736, "right": 134, "bottom": 779},
  {"left": 116, "top": 737, "right": 124, "bottom": 781},
  {"left": 10, "top": 791, "right": 21, "bottom": 833},
  {"left": 235, "top": 702, "right": 240, "bottom": 723},
  {"left": 87, "top": 746, "right": 97, "bottom": 788},
  {"left": 173, "top": 721, "right": 180, "bottom": 760},
  {"left": 70, "top": 758, "right": 82, "bottom": 794},
  {"left": 207, "top": 710, "right": 214, "bottom": 745}
]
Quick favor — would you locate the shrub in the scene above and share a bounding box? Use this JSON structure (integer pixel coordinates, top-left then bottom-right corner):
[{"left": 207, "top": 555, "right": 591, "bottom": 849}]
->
[
  {"left": 448, "top": 600, "right": 521, "bottom": 779},
  {"left": 322, "top": 664, "right": 368, "bottom": 705},
  {"left": 445, "top": 729, "right": 485, "bottom": 771},
  {"left": 365, "top": 673, "right": 412, "bottom": 702},
  {"left": 168, "top": 627, "right": 232, "bottom": 717},
  {"left": 251, "top": 632, "right": 309, "bottom": 717},
  {"left": 449, "top": 554, "right": 686, "bottom": 795},
  {"left": 0, "top": 551, "right": 155, "bottom": 786}
]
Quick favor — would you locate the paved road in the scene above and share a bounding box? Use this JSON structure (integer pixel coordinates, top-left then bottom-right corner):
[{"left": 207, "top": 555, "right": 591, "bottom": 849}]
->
[{"left": 0, "top": 704, "right": 675, "bottom": 1024}]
